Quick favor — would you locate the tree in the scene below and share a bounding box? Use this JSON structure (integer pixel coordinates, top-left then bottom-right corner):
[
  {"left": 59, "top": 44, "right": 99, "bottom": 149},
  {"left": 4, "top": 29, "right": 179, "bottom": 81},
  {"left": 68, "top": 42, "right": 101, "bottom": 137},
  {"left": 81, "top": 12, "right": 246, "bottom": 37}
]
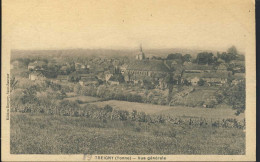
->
[
  {"left": 225, "top": 80, "right": 245, "bottom": 115},
  {"left": 182, "top": 54, "right": 192, "bottom": 62},
  {"left": 167, "top": 53, "right": 182, "bottom": 60},
  {"left": 217, "top": 80, "right": 245, "bottom": 115},
  {"left": 197, "top": 79, "right": 205, "bottom": 86},
  {"left": 68, "top": 72, "right": 80, "bottom": 82},
  {"left": 165, "top": 74, "right": 174, "bottom": 85},
  {"left": 196, "top": 52, "right": 214, "bottom": 65},
  {"left": 104, "top": 105, "right": 113, "bottom": 112},
  {"left": 219, "top": 52, "right": 236, "bottom": 63},
  {"left": 21, "top": 85, "right": 38, "bottom": 104},
  {"left": 227, "top": 46, "right": 238, "bottom": 56}
]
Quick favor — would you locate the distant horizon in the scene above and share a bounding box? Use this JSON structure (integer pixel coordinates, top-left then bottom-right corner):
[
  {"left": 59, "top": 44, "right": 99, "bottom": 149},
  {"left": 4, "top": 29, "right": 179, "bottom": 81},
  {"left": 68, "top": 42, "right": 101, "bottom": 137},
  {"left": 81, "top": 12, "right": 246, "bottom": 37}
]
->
[{"left": 11, "top": 46, "right": 245, "bottom": 55}]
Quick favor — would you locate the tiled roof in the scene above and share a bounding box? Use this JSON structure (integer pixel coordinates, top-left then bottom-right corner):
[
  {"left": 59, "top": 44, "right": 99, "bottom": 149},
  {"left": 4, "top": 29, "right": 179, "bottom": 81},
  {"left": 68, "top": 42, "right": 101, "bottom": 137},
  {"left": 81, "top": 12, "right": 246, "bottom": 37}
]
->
[
  {"left": 108, "top": 74, "right": 124, "bottom": 82},
  {"left": 184, "top": 64, "right": 214, "bottom": 70},
  {"left": 126, "top": 60, "right": 170, "bottom": 72},
  {"left": 182, "top": 71, "right": 230, "bottom": 79}
]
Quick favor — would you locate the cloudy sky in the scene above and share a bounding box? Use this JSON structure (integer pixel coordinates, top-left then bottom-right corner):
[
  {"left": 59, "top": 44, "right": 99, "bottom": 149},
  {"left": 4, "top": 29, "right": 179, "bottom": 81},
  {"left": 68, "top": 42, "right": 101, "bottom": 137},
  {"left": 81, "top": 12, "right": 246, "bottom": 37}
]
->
[{"left": 3, "top": 0, "right": 254, "bottom": 51}]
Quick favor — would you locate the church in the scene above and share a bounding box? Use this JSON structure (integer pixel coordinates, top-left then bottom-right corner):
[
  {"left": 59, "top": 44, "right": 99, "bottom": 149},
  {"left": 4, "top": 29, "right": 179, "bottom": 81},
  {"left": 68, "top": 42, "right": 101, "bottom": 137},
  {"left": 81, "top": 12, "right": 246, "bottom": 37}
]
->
[{"left": 120, "top": 44, "right": 173, "bottom": 83}]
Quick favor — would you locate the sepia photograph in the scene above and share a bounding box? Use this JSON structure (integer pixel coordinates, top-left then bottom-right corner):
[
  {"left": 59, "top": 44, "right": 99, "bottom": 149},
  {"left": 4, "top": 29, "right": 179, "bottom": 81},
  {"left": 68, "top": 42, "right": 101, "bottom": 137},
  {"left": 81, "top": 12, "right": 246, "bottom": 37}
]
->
[{"left": 2, "top": 0, "right": 256, "bottom": 161}]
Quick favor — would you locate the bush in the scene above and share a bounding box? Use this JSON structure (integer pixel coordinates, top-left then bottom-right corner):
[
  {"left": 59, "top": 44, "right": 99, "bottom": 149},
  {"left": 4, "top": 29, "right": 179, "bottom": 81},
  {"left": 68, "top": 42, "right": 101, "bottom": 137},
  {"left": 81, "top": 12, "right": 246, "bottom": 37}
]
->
[{"left": 104, "top": 105, "right": 113, "bottom": 112}]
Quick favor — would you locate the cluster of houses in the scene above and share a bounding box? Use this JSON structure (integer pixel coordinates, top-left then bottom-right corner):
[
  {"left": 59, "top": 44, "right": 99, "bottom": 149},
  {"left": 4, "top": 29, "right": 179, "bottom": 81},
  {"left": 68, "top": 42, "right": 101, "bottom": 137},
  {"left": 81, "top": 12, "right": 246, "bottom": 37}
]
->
[
  {"left": 16, "top": 45, "right": 244, "bottom": 89},
  {"left": 108, "top": 45, "right": 244, "bottom": 87}
]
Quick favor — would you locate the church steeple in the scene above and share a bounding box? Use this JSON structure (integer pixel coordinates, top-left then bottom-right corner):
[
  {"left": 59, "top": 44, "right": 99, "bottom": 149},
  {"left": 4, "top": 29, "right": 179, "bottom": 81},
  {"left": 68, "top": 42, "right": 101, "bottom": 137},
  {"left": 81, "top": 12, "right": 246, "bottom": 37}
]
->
[
  {"left": 136, "top": 44, "right": 145, "bottom": 60},
  {"left": 140, "top": 44, "right": 143, "bottom": 52}
]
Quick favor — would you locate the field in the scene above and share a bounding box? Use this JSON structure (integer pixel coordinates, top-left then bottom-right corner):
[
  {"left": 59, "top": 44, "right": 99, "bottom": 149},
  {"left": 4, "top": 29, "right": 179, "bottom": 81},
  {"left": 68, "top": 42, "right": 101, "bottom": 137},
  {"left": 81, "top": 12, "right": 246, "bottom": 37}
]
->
[
  {"left": 90, "top": 100, "right": 245, "bottom": 120},
  {"left": 11, "top": 113, "right": 245, "bottom": 154},
  {"left": 65, "top": 96, "right": 102, "bottom": 103}
]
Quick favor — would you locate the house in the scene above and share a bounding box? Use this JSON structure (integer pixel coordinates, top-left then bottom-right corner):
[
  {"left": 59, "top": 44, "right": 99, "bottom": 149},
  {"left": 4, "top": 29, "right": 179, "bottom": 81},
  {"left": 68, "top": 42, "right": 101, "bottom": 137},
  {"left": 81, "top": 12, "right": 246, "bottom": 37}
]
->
[
  {"left": 181, "top": 73, "right": 200, "bottom": 86},
  {"left": 56, "top": 75, "right": 69, "bottom": 82},
  {"left": 191, "top": 77, "right": 200, "bottom": 86},
  {"left": 120, "top": 64, "right": 128, "bottom": 74},
  {"left": 202, "top": 71, "right": 230, "bottom": 86},
  {"left": 184, "top": 64, "right": 214, "bottom": 73},
  {"left": 158, "top": 78, "right": 168, "bottom": 89},
  {"left": 107, "top": 74, "right": 124, "bottom": 85},
  {"left": 182, "top": 71, "right": 230, "bottom": 86},
  {"left": 217, "top": 63, "right": 228, "bottom": 71},
  {"left": 105, "top": 74, "right": 113, "bottom": 82},
  {"left": 202, "top": 72, "right": 229, "bottom": 85},
  {"left": 75, "top": 62, "right": 87, "bottom": 71},
  {"left": 29, "top": 71, "right": 46, "bottom": 81}
]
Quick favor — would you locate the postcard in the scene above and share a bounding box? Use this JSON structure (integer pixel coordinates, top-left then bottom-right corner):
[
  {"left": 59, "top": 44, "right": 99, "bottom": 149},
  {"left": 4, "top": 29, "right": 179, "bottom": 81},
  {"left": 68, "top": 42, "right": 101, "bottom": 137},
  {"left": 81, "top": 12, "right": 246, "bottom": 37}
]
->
[{"left": 2, "top": 0, "right": 256, "bottom": 161}]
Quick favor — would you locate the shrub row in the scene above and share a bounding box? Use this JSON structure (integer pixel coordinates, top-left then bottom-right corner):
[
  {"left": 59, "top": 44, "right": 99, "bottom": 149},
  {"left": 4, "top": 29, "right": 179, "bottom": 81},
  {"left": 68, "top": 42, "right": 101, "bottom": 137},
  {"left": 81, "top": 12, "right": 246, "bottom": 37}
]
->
[{"left": 11, "top": 102, "right": 245, "bottom": 129}]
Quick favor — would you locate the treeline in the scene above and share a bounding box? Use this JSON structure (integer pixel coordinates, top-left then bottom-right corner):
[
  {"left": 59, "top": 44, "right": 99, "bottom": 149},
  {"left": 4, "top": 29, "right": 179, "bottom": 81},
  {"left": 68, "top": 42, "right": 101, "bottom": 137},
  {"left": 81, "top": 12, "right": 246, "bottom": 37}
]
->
[
  {"left": 157, "top": 46, "right": 243, "bottom": 65},
  {"left": 74, "top": 84, "right": 144, "bottom": 103}
]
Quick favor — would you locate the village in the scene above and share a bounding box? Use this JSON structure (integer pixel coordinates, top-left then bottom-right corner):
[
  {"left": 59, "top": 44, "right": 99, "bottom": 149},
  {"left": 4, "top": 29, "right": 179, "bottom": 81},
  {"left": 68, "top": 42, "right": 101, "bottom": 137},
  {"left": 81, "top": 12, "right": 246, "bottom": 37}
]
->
[
  {"left": 9, "top": 45, "right": 247, "bottom": 155},
  {"left": 10, "top": 45, "right": 245, "bottom": 108}
]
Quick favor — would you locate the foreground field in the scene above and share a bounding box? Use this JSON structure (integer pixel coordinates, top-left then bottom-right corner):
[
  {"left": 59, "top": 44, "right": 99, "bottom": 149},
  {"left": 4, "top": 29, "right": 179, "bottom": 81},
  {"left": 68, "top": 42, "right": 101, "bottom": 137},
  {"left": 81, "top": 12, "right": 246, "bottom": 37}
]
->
[
  {"left": 90, "top": 100, "right": 244, "bottom": 120},
  {"left": 11, "top": 113, "right": 245, "bottom": 154}
]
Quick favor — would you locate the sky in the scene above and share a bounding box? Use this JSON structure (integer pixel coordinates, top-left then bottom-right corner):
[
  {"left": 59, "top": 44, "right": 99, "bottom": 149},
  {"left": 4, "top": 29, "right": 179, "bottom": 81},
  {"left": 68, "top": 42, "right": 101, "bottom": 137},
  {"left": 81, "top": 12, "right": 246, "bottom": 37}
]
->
[{"left": 3, "top": 0, "right": 255, "bottom": 51}]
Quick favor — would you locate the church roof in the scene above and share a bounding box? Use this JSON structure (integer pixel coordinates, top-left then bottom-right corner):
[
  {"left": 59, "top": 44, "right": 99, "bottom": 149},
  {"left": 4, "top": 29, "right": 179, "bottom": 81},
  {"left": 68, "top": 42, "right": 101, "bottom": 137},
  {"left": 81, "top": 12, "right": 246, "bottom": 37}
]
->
[
  {"left": 184, "top": 64, "right": 214, "bottom": 71},
  {"left": 126, "top": 60, "right": 171, "bottom": 72},
  {"left": 182, "top": 71, "right": 230, "bottom": 79}
]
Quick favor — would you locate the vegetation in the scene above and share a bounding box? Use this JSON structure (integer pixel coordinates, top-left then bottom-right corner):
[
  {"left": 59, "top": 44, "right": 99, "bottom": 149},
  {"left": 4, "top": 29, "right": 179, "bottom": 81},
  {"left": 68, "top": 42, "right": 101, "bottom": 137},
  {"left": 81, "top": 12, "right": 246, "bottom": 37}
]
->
[
  {"left": 11, "top": 112, "right": 245, "bottom": 154},
  {"left": 196, "top": 52, "right": 216, "bottom": 65},
  {"left": 91, "top": 100, "right": 244, "bottom": 120}
]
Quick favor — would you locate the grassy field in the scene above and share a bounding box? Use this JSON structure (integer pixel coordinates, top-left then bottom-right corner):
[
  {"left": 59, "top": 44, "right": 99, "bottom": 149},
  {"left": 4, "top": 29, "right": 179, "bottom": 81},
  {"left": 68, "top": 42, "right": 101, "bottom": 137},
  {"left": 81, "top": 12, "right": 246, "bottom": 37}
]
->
[
  {"left": 65, "top": 96, "right": 103, "bottom": 103},
  {"left": 90, "top": 100, "right": 244, "bottom": 120},
  {"left": 11, "top": 113, "right": 245, "bottom": 154}
]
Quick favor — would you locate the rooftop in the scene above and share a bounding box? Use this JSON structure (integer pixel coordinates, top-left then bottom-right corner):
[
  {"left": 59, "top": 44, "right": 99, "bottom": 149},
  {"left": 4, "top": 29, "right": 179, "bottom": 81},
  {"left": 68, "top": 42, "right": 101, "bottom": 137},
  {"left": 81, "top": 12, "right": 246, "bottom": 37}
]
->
[
  {"left": 184, "top": 64, "right": 214, "bottom": 71},
  {"left": 182, "top": 71, "right": 230, "bottom": 79},
  {"left": 126, "top": 60, "right": 171, "bottom": 72}
]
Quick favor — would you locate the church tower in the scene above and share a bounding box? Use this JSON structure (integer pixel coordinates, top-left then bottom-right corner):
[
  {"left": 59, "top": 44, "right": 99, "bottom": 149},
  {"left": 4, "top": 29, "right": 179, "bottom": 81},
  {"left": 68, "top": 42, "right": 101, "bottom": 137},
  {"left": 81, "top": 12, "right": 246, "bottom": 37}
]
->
[{"left": 136, "top": 44, "right": 145, "bottom": 60}]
